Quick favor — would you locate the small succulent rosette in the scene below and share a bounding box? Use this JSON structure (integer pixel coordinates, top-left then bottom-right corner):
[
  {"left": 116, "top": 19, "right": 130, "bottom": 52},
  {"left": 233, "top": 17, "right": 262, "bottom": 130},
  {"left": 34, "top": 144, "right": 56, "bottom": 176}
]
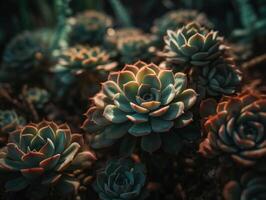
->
[
  {"left": 223, "top": 171, "right": 266, "bottom": 200},
  {"left": 0, "top": 121, "right": 96, "bottom": 198},
  {"left": 151, "top": 9, "right": 211, "bottom": 47},
  {"left": 93, "top": 159, "right": 148, "bottom": 200},
  {"left": 82, "top": 61, "right": 197, "bottom": 154},
  {"left": 0, "top": 110, "right": 25, "bottom": 145},
  {"left": 68, "top": 10, "right": 113, "bottom": 45},
  {"left": 53, "top": 45, "right": 116, "bottom": 98},
  {"left": 196, "top": 59, "right": 242, "bottom": 99},
  {"left": 199, "top": 91, "right": 266, "bottom": 168},
  {"left": 24, "top": 87, "right": 50, "bottom": 109},
  {"left": 116, "top": 34, "right": 156, "bottom": 64},
  {"left": 161, "top": 22, "right": 223, "bottom": 71},
  {"left": 1, "top": 32, "right": 44, "bottom": 78}
]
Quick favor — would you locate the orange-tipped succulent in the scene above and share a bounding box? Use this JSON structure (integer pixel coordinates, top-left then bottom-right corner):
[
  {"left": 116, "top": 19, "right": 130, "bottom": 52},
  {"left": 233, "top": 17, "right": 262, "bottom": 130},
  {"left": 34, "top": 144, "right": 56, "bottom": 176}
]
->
[
  {"left": 82, "top": 61, "right": 197, "bottom": 154},
  {"left": 199, "top": 91, "right": 266, "bottom": 167},
  {"left": 0, "top": 120, "right": 96, "bottom": 197}
]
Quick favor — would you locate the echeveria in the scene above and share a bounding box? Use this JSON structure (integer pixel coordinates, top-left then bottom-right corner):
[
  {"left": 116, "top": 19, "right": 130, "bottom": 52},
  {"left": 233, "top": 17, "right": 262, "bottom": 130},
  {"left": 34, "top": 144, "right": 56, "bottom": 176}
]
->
[
  {"left": 82, "top": 61, "right": 197, "bottom": 154},
  {"left": 199, "top": 91, "right": 266, "bottom": 167},
  {"left": 223, "top": 171, "right": 266, "bottom": 200},
  {"left": 93, "top": 159, "right": 147, "bottom": 200},
  {"left": 0, "top": 121, "right": 96, "bottom": 195}
]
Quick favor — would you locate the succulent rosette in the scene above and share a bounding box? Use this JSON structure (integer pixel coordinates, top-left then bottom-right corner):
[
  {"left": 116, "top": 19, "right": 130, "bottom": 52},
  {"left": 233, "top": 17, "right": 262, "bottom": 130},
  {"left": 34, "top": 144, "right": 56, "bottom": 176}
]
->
[
  {"left": 68, "top": 10, "right": 113, "bottom": 45},
  {"left": 223, "top": 171, "right": 266, "bottom": 200},
  {"left": 151, "top": 9, "right": 211, "bottom": 47},
  {"left": 82, "top": 61, "right": 197, "bottom": 154},
  {"left": 93, "top": 159, "right": 148, "bottom": 200},
  {"left": 116, "top": 34, "right": 156, "bottom": 64},
  {"left": 1, "top": 32, "right": 44, "bottom": 75},
  {"left": 24, "top": 87, "right": 50, "bottom": 109},
  {"left": 199, "top": 91, "right": 266, "bottom": 167},
  {"left": 162, "top": 22, "right": 223, "bottom": 69},
  {"left": 196, "top": 59, "right": 242, "bottom": 98},
  {"left": 0, "top": 120, "right": 96, "bottom": 196},
  {"left": 0, "top": 110, "right": 25, "bottom": 145}
]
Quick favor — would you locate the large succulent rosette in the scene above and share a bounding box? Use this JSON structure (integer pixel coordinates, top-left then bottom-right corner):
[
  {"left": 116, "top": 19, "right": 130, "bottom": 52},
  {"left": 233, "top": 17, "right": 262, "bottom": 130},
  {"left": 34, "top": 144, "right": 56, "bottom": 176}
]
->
[
  {"left": 0, "top": 121, "right": 96, "bottom": 195},
  {"left": 68, "top": 10, "right": 113, "bottom": 45},
  {"left": 82, "top": 61, "right": 197, "bottom": 154},
  {"left": 151, "top": 9, "right": 211, "bottom": 47},
  {"left": 199, "top": 91, "right": 266, "bottom": 167},
  {"left": 162, "top": 22, "right": 223, "bottom": 69},
  {"left": 93, "top": 159, "right": 148, "bottom": 200},
  {"left": 223, "top": 171, "right": 266, "bottom": 200},
  {"left": 196, "top": 59, "right": 242, "bottom": 98}
]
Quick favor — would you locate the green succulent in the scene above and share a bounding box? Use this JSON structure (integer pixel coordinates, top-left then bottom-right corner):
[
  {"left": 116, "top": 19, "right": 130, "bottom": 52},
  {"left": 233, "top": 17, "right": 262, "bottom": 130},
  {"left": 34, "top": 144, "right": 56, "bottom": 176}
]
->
[
  {"left": 53, "top": 45, "right": 116, "bottom": 99},
  {"left": 1, "top": 31, "right": 44, "bottom": 75},
  {"left": 68, "top": 10, "right": 113, "bottom": 45},
  {"left": 24, "top": 87, "right": 50, "bottom": 109},
  {"left": 163, "top": 22, "right": 223, "bottom": 69},
  {"left": 93, "top": 159, "right": 148, "bottom": 200},
  {"left": 199, "top": 91, "right": 266, "bottom": 167},
  {"left": 0, "top": 110, "right": 25, "bottom": 145},
  {"left": 152, "top": 9, "right": 211, "bottom": 47},
  {"left": 196, "top": 59, "right": 242, "bottom": 98},
  {"left": 223, "top": 171, "right": 266, "bottom": 200},
  {"left": 0, "top": 120, "right": 96, "bottom": 198},
  {"left": 82, "top": 61, "right": 197, "bottom": 154},
  {"left": 116, "top": 34, "right": 156, "bottom": 64}
]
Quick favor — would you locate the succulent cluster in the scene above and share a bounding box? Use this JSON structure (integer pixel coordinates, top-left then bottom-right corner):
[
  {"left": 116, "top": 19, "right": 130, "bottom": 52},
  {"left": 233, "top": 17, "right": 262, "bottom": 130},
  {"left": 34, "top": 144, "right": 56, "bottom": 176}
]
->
[
  {"left": 68, "top": 10, "right": 113, "bottom": 45},
  {"left": 199, "top": 91, "right": 266, "bottom": 167},
  {"left": 82, "top": 61, "right": 197, "bottom": 154},
  {"left": 0, "top": 121, "right": 95, "bottom": 198},
  {"left": 93, "top": 159, "right": 147, "bottom": 200},
  {"left": 152, "top": 10, "right": 211, "bottom": 47}
]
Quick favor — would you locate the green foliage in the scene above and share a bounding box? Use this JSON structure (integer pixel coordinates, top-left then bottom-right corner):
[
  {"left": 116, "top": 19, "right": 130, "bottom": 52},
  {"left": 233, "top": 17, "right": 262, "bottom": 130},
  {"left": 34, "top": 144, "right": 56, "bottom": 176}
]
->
[{"left": 109, "top": 0, "right": 132, "bottom": 27}]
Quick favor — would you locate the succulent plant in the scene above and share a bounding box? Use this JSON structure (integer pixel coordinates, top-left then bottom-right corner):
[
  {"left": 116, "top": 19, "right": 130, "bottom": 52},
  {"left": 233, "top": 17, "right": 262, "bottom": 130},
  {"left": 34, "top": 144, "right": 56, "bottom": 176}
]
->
[
  {"left": 199, "top": 91, "right": 266, "bottom": 167},
  {"left": 53, "top": 45, "right": 116, "bottom": 99},
  {"left": 151, "top": 10, "right": 211, "bottom": 47},
  {"left": 116, "top": 34, "right": 156, "bottom": 64},
  {"left": 54, "top": 45, "right": 116, "bottom": 76},
  {"left": 93, "top": 159, "right": 148, "bottom": 200},
  {"left": 1, "top": 32, "right": 44, "bottom": 75},
  {"left": 196, "top": 59, "right": 242, "bottom": 98},
  {"left": 223, "top": 171, "right": 266, "bottom": 200},
  {"left": 162, "top": 22, "right": 223, "bottom": 69},
  {"left": 0, "top": 120, "right": 96, "bottom": 197},
  {"left": 24, "top": 87, "right": 50, "bottom": 109},
  {"left": 68, "top": 10, "right": 113, "bottom": 45},
  {"left": 82, "top": 61, "right": 197, "bottom": 154},
  {"left": 0, "top": 110, "right": 25, "bottom": 145},
  {"left": 105, "top": 28, "right": 144, "bottom": 49}
]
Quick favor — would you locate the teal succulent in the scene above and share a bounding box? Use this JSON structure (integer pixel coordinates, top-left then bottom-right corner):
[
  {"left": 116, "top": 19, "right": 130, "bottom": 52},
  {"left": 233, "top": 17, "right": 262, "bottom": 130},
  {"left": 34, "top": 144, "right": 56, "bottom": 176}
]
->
[
  {"left": 152, "top": 10, "right": 211, "bottom": 47},
  {"left": 223, "top": 171, "right": 266, "bottom": 200},
  {"left": 162, "top": 22, "right": 223, "bottom": 69},
  {"left": 0, "top": 110, "right": 25, "bottom": 145},
  {"left": 82, "top": 61, "right": 197, "bottom": 154},
  {"left": 1, "top": 31, "right": 44, "bottom": 75},
  {"left": 0, "top": 120, "right": 96, "bottom": 198},
  {"left": 116, "top": 34, "right": 156, "bottom": 64},
  {"left": 68, "top": 10, "right": 113, "bottom": 45},
  {"left": 196, "top": 59, "right": 242, "bottom": 98},
  {"left": 93, "top": 159, "right": 148, "bottom": 200},
  {"left": 24, "top": 87, "right": 50, "bottom": 109}
]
